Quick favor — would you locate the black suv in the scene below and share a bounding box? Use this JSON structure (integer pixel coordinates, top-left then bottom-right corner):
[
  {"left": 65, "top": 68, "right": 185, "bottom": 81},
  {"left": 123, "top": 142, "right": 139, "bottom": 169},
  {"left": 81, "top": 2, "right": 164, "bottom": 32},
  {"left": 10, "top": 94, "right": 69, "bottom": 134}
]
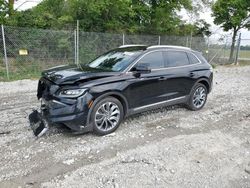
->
[{"left": 30, "top": 45, "right": 213, "bottom": 136}]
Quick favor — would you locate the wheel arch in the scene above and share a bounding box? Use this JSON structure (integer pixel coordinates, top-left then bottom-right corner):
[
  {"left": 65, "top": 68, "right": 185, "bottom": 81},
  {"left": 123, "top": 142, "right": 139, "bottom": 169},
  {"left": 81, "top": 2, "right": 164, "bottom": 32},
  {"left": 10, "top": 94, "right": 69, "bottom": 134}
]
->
[
  {"left": 195, "top": 78, "right": 211, "bottom": 93},
  {"left": 86, "top": 91, "right": 129, "bottom": 125}
]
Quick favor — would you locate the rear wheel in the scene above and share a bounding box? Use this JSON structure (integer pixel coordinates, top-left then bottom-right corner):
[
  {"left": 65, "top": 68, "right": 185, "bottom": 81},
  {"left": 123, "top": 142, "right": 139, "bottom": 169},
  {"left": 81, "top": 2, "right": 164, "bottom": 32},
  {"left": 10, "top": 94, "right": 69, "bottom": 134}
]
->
[
  {"left": 187, "top": 83, "right": 208, "bottom": 111},
  {"left": 91, "top": 97, "right": 124, "bottom": 135}
]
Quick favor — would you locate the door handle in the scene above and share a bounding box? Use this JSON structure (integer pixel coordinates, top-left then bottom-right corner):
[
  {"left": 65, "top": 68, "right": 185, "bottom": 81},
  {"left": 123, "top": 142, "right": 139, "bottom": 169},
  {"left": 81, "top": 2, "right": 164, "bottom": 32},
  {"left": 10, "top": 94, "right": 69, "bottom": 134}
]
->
[
  {"left": 189, "top": 72, "right": 195, "bottom": 77},
  {"left": 158, "top": 76, "right": 168, "bottom": 81}
]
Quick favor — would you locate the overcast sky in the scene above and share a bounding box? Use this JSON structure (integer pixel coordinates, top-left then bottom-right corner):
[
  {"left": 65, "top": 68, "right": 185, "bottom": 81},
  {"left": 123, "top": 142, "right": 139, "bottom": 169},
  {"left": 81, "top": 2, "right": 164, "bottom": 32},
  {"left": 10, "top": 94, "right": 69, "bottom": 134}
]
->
[
  {"left": 14, "top": 0, "right": 250, "bottom": 45},
  {"left": 180, "top": 6, "right": 250, "bottom": 45},
  {"left": 14, "top": 0, "right": 42, "bottom": 10}
]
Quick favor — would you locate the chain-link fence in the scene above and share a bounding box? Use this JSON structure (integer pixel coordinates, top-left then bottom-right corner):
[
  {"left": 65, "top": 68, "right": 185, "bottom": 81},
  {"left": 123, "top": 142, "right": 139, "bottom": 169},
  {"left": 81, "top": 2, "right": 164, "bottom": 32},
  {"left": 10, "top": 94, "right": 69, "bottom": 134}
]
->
[
  {"left": 238, "top": 37, "right": 250, "bottom": 65},
  {"left": 1, "top": 26, "right": 75, "bottom": 80},
  {"left": 0, "top": 25, "right": 241, "bottom": 81}
]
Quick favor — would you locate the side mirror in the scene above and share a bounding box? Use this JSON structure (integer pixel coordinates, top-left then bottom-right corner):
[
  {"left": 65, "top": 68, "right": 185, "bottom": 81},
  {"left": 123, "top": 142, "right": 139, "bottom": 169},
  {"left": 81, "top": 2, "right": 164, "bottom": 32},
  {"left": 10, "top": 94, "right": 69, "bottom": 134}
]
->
[
  {"left": 131, "top": 65, "right": 151, "bottom": 77},
  {"left": 131, "top": 65, "right": 151, "bottom": 74}
]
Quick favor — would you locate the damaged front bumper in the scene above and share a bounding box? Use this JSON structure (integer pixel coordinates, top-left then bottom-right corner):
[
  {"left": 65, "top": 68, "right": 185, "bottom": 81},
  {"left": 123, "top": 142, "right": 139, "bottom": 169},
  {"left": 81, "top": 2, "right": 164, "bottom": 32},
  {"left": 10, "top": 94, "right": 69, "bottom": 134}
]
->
[
  {"left": 29, "top": 110, "right": 49, "bottom": 137},
  {"left": 29, "top": 97, "right": 93, "bottom": 137},
  {"left": 29, "top": 90, "right": 94, "bottom": 137},
  {"left": 40, "top": 96, "right": 90, "bottom": 131}
]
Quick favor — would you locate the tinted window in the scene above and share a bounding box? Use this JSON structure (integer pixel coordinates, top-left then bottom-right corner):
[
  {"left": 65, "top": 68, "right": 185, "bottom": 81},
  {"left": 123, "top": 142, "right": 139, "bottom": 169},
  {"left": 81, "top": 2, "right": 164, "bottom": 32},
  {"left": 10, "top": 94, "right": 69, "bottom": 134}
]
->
[
  {"left": 137, "top": 51, "right": 164, "bottom": 69},
  {"left": 166, "top": 51, "right": 189, "bottom": 67},
  {"left": 87, "top": 47, "right": 145, "bottom": 72},
  {"left": 187, "top": 53, "right": 200, "bottom": 64},
  {"left": 193, "top": 51, "right": 207, "bottom": 63}
]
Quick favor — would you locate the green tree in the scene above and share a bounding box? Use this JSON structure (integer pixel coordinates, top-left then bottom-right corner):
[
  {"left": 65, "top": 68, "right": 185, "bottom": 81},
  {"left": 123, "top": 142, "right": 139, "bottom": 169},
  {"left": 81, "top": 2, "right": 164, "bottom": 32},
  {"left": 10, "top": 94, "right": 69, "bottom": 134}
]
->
[
  {"left": 212, "top": 0, "right": 250, "bottom": 63},
  {"left": 141, "top": 0, "right": 192, "bottom": 34},
  {"left": 5, "top": 0, "right": 212, "bottom": 37},
  {"left": 0, "top": 0, "right": 20, "bottom": 24},
  {"left": 0, "top": 0, "right": 8, "bottom": 24},
  {"left": 8, "top": 0, "right": 14, "bottom": 16},
  {"left": 178, "top": 20, "right": 211, "bottom": 37}
]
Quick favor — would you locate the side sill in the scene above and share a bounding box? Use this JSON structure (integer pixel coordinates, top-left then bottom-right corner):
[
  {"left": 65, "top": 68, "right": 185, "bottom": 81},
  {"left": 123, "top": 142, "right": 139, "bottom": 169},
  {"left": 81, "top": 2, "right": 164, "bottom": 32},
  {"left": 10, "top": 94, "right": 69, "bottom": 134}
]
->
[{"left": 127, "top": 96, "right": 188, "bottom": 116}]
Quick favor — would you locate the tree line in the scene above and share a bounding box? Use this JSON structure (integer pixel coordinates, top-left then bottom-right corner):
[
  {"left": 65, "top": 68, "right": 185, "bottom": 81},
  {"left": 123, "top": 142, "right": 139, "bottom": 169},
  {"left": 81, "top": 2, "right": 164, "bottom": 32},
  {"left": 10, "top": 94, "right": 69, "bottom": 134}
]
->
[{"left": 1, "top": 0, "right": 212, "bottom": 37}]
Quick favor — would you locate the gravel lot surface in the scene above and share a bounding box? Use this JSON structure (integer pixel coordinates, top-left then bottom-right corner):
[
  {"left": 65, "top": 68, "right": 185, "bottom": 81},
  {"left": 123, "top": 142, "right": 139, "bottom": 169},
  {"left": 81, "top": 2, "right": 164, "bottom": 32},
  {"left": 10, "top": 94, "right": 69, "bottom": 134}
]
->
[{"left": 0, "top": 66, "right": 250, "bottom": 188}]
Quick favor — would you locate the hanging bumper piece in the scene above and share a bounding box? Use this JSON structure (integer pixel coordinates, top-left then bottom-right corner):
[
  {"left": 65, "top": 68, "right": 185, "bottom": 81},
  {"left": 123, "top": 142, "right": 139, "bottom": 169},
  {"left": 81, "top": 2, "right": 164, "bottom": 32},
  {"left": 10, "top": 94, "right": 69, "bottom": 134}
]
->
[{"left": 28, "top": 110, "right": 49, "bottom": 137}]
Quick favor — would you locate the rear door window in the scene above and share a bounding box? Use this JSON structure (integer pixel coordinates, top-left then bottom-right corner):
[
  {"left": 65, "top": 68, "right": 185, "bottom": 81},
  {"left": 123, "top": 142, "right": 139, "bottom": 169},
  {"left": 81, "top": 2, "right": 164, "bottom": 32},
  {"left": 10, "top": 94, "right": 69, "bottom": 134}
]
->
[{"left": 166, "top": 51, "right": 190, "bottom": 67}]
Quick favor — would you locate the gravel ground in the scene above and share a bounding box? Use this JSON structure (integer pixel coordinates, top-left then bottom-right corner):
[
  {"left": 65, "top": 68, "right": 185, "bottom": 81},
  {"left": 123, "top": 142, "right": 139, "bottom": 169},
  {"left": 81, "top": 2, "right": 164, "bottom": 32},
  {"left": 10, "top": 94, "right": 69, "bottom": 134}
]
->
[{"left": 0, "top": 66, "right": 250, "bottom": 188}]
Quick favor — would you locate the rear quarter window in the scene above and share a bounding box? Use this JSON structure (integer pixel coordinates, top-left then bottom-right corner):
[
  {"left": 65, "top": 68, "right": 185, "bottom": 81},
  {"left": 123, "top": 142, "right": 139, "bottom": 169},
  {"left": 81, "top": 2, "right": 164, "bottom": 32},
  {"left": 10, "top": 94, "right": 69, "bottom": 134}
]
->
[
  {"left": 166, "top": 51, "right": 189, "bottom": 67},
  {"left": 187, "top": 53, "right": 200, "bottom": 64},
  {"left": 193, "top": 51, "right": 208, "bottom": 64}
]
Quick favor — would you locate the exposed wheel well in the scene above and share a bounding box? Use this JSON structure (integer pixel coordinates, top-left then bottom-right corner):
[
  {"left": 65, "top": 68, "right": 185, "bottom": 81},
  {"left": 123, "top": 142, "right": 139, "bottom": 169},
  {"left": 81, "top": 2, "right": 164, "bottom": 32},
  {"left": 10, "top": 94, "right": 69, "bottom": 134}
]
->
[{"left": 198, "top": 80, "right": 210, "bottom": 92}]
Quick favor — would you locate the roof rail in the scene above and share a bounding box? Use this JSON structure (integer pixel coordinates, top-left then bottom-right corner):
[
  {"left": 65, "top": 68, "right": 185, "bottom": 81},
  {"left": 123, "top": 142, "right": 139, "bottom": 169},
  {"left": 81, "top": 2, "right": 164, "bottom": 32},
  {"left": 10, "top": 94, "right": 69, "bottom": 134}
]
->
[
  {"left": 119, "top": 44, "right": 147, "bottom": 48},
  {"left": 147, "top": 45, "right": 191, "bottom": 50}
]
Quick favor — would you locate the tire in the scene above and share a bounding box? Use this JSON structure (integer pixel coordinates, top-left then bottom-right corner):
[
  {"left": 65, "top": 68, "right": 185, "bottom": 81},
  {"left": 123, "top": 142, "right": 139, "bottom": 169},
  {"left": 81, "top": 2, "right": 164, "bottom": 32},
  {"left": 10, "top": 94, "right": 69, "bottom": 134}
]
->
[
  {"left": 186, "top": 83, "right": 208, "bottom": 111},
  {"left": 91, "top": 97, "right": 124, "bottom": 135}
]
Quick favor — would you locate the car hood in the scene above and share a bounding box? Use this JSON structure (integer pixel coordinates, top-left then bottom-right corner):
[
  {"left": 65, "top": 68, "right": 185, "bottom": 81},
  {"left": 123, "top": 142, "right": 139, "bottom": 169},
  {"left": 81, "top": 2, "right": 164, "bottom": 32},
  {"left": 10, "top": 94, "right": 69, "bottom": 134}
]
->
[{"left": 42, "top": 64, "right": 119, "bottom": 85}]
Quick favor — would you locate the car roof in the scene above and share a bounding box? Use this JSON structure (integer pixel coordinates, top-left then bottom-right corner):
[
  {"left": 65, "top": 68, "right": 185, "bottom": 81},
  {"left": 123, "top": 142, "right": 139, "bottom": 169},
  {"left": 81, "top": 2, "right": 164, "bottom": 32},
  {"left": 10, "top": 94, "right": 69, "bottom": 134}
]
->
[
  {"left": 119, "top": 45, "right": 191, "bottom": 51},
  {"left": 147, "top": 45, "right": 191, "bottom": 50}
]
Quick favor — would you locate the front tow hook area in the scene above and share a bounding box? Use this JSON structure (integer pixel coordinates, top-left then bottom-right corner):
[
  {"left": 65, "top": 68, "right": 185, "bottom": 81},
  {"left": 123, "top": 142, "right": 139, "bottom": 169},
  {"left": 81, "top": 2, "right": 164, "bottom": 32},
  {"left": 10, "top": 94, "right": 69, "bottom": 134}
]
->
[{"left": 29, "top": 110, "right": 49, "bottom": 137}]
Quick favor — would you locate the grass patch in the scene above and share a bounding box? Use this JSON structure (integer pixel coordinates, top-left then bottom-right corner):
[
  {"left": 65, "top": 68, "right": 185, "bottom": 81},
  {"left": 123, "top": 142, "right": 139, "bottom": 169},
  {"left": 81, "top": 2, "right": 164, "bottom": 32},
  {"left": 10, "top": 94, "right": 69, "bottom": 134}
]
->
[
  {"left": 238, "top": 60, "right": 250, "bottom": 66},
  {"left": 0, "top": 58, "right": 68, "bottom": 82},
  {"left": 218, "top": 49, "right": 250, "bottom": 59},
  {"left": 211, "top": 64, "right": 217, "bottom": 69},
  {"left": 214, "top": 59, "right": 250, "bottom": 68}
]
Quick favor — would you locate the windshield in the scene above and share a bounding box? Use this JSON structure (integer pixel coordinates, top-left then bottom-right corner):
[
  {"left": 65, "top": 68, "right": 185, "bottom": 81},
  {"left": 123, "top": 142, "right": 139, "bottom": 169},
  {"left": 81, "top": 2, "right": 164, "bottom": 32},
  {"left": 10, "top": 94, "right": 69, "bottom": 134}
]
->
[{"left": 87, "top": 47, "right": 145, "bottom": 72}]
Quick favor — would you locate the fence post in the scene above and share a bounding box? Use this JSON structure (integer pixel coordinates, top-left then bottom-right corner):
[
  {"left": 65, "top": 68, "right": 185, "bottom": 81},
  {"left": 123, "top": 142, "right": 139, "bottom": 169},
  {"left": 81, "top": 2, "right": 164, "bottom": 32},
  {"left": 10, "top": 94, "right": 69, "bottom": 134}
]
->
[
  {"left": 122, "top": 33, "right": 125, "bottom": 45},
  {"left": 235, "top": 32, "right": 241, "bottom": 65},
  {"left": 186, "top": 36, "right": 189, "bottom": 47},
  {"left": 158, "top": 36, "right": 161, "bottom": 45},
  {"left": 206, "top": 37, "right": 210, "bottom": 61},
  {"left": 190, "top": 31, "right": 193, "bottom": 48},
  {"left": 76, "top": 20, "right": 79, "bottom": 66},
  {"left": 1, "top": 25, "right": 9, "bottom": 80},
  {"left": 74, "top": 29, "right": 77, "bottom": 65}
]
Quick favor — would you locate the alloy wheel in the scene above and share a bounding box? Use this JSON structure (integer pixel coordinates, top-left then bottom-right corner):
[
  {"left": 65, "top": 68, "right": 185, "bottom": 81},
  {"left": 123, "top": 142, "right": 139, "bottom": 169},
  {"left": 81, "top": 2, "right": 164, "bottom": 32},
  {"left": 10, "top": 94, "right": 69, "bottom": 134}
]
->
[
  {"left": 192, "top": 86, "right": 206, "bottom": 109},
  {"left": 94, "top": 102, "right": 121, "bottom": 131}
]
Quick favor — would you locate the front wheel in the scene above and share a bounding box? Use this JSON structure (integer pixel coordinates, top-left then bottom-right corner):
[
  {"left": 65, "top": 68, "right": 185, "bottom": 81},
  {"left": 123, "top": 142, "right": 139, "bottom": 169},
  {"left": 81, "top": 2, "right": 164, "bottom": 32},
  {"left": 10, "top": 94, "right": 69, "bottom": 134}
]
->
[
  {"left": 187, "top": 83, "right": 208, "bottom": 111},
  {"left": 91, "top": 97, "right": 124, "bottom": 135}
]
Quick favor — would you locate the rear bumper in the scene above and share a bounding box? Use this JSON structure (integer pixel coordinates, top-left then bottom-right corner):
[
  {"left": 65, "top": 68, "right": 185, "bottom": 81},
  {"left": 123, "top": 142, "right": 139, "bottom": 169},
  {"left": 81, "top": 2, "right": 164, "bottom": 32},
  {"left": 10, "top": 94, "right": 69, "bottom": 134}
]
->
[{"left": 209, "top": 72, "right": 213, "bottom": 93}]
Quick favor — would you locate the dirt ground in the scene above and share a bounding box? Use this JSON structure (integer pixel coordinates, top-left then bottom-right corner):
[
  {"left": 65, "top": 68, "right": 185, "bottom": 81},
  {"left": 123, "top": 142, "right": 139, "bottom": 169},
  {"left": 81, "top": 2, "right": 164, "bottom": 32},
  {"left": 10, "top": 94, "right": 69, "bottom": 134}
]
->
[{"left": 0, "top": 65, "right": 250, "bottom": 188}]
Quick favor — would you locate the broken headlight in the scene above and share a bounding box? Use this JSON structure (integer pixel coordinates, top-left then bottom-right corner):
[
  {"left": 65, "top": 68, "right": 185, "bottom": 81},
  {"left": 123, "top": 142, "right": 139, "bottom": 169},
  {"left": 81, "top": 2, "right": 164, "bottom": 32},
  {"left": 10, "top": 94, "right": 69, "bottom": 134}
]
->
[{"left": 59, "top": 88, "right": 87, "bottom": 98}]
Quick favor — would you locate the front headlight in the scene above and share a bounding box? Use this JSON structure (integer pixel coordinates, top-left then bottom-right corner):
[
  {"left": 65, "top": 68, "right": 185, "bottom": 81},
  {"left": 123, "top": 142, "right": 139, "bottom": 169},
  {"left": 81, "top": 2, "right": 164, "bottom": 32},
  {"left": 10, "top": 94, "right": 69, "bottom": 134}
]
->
[{"left": 59, "top": 88, "right": 87, "bottom": 98}]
